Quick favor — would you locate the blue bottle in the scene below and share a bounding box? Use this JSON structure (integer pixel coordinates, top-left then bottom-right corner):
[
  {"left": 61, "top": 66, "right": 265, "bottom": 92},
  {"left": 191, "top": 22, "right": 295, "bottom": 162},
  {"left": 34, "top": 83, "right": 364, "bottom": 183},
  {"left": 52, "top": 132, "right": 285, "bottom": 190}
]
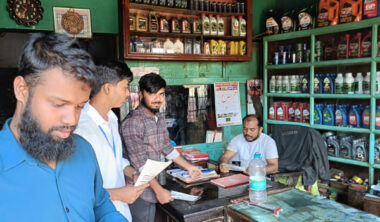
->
[
  {"left": 314, "top": 74, "right": 322, "bottom": 94},
  {"left": 348, "top": 105, "right": 362, "bottom": 128},
  {"left": 362, "top": 105, "right": 370, "bottom": 129},
  {"left": 314, "top": 104, "right": 325, "bottom": 125},
  {"left": 322, "top": 74, "right": 335, "bottom": 94},
  {"left": 323, "top": 104, "right": 336, "bottom": 125},
  {"left": 335, "top": 105, "right": 349, "bottom": 127},
  {"left": 331, "top": 73, "right": 337, "bottom": 94}
]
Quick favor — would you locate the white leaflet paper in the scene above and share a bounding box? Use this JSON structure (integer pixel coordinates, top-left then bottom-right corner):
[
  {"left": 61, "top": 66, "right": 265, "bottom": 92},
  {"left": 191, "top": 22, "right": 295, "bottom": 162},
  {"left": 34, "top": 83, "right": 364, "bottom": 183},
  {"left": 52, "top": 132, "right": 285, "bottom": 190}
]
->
[{"left": 134, "top": 159, "right": 172, "bottom": 186}]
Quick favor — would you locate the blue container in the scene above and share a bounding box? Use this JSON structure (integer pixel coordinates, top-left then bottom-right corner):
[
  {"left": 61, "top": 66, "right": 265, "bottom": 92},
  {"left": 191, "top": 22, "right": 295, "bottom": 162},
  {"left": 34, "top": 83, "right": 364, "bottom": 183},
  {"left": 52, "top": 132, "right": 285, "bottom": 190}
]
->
[
  {"left": 314, "top": 74, "right": 323, "bottom": 94},
  {"left": 323, "top": 104, "right": 336, "bottom": 125},
  {"left": 331, "top": 73, "right": 337, "bottom": 94},
  {"left": 348, "top": 105, "right": 362, "bottom": 128},
  {"left": 335, "top": 105, "right": 349, "bottom": 127},
  {"left": 301, "top": 74, "right": 310, "bottom": 93},
  {"left": 314, "top": 104, "right": 325, "bottom": 124},
  {"left": 362, "top": 105, "right": 370, "bottom": 129},
  {"left": 376, "top": 106, "right": 380, "bottom": 130},
  {"left": 322, "top": 74, "right": 335, "bottom": 94}
]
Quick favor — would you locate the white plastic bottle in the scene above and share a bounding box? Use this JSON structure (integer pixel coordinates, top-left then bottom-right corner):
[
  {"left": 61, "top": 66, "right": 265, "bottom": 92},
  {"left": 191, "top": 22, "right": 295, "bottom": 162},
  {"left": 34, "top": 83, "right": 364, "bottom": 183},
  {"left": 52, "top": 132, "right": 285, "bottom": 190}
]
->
[
  {"left": 354, "top": 72, "right": 364, "bottom": 94},
  {"left": 364, "top": 72, "right": 370, "bottom": 94},
  {"left": 290, "top": 75, "right": 298, "bottom": 93},
  {"left": 275, "top": 76, "right": 282, "bottom": 93},
  {"left": 344, "top": 72, "right": 355, "bottom": 94},
  {"left": 231, "top": 16, "right": 239, "bottom": 36},
  {"left": 173, "top": 38, "right": 184, "bottom": 54},
  {"left": 209, "top": 14, "right": 217, "bottom": 36},
  {"left": 249, "top": 153, "right": 267, "bottom": 203},
  {"left": 269, "top": 76, "right": 276, "bottom": 93},
  {"left": 202, "top": 13, "right": 210, "bottom": 35},
  {"left": 239, "top": 15, "right": 246, "bottom": 37},
  {"left": 282, "top": 75, "right": 290, "bottom": 93},
  {"left": 335, "top": 73, "right": 344, "bottom": 94},
  {"left": 216, "top": 14, "right": 224, "bottom": 36},
  {"left": 163, "top": 37, "right": 174, "bottom": 54}
]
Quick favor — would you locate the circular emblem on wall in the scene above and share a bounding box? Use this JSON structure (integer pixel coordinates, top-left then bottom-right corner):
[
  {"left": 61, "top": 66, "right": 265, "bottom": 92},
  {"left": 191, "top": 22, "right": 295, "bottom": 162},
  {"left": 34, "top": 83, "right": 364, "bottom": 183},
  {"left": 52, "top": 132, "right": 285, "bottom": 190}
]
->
[
  {"left": 7, "top": 0, "right": 44, "bottom": 27},
  {"left": 61, "top": 9, "right": 84, "bottom": 34}
]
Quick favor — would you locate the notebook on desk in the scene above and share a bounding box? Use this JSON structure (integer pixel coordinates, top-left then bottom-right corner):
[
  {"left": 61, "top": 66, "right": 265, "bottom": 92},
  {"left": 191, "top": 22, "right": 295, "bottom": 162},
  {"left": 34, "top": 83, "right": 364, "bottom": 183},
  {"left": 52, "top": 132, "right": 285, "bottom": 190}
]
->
[{"left": 211, "top": 174, "right": 249, "bottom": 188}]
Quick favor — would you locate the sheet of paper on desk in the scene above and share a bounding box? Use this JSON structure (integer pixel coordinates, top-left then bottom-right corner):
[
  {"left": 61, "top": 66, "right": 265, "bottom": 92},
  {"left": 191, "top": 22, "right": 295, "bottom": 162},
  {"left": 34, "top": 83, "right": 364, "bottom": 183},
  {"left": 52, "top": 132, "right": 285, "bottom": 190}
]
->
[
  {"left": 171, "top": 191, "right": 200, "bottom": 202},
  {"left": 134, "top": 159, "right": 172, "bottom": 186},
  {"left": 227, "top": 164, "right": 246, "bottom": 172}
]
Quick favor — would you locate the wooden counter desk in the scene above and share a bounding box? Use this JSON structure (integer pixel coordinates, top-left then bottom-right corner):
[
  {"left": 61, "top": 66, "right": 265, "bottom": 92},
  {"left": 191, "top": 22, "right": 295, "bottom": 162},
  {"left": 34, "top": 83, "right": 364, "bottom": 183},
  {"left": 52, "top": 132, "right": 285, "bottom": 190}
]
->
[{"left": 155, "top": 173, "right": 290, "bottom": 222}]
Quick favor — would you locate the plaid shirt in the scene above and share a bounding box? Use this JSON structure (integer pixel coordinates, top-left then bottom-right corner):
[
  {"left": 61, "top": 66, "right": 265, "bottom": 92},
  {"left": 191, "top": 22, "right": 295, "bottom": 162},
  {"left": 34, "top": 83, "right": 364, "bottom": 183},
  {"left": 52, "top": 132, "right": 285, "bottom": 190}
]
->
[{"left": 121, "top": 105, "right": 179, "bottom": 203}]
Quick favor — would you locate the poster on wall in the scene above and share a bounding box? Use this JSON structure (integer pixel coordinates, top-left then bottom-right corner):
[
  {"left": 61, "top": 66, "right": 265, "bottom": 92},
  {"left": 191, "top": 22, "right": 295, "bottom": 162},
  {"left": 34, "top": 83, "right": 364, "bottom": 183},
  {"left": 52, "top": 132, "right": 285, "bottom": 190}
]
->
[{"left": 214, "top": 82, "right": 242, "bottom": 127}]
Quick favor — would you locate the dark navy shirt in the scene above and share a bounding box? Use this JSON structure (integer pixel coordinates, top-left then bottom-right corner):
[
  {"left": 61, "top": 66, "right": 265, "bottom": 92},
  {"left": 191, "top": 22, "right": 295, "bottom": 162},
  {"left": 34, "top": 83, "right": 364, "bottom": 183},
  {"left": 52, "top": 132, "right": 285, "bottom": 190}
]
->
[{"left": 0, "top": 119, "right": 127, "bottom": 222}]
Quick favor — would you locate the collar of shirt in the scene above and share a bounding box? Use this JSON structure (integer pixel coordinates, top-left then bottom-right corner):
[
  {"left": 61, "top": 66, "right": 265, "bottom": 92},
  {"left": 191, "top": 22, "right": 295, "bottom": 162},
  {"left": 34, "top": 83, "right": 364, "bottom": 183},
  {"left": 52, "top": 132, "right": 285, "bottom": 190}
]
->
[
  {"left": 135, "top": 104, "right": 162, "bottom": 122},
  {"left": 1, "top": 118, "right": 38, "bottom": 171},
  {"left": 84, "top": 102, "right": 118, "bottom": 127}
]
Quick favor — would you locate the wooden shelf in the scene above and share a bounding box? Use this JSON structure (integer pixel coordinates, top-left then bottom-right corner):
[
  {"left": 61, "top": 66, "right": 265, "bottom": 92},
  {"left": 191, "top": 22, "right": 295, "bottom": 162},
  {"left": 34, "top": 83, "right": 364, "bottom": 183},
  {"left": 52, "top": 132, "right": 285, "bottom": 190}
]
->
[
  {"left": 129, "top": 3, "right": 245, "bottom": 17},
  {"left": 130, "top": 31, "right": 201, "bottom": 38},
  {"left": 265, "top": 63, "right": 311, "bottom": 69},
  {"left": 313, "top": 124, "right": 371, "bottom": 133},
  {"left": 266, "top": 120, "right": 310, "bottom": 127},
  {"left": 125, "top": 52, "right": 251, "bottom": 61},
  {"left": 266, "top": 93, "right": 309, "bottom": 98},
  {"left": 123, "top": 0, "right": 252, "bottom": 61},
  {"left": 328, "top": 156, "right": 370, "bottom": 167},
  {"left": 313, "top": 94, "right": 371, "bottom": 99}
]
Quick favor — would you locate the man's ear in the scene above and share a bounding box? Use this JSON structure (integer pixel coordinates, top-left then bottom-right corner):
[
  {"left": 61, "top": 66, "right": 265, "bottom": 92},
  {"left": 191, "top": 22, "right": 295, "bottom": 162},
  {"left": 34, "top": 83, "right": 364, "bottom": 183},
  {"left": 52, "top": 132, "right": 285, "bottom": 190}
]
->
[
  {"left": 13, "top": 76, "right": 29, "bottom": 105},
  {"left": 102, "top": 83, "right": 113, "bottom": 95},
  {"left": 259, "top": 126, "right": 264, "bottom": 133}
]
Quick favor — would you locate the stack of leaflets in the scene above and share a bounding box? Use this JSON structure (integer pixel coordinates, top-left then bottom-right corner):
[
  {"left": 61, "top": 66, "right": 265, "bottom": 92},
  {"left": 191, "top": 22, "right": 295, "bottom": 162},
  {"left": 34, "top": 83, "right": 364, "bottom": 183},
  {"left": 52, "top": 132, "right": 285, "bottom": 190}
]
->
[{"left": 167, "top": 168, "right": 219, "bottom": 184}]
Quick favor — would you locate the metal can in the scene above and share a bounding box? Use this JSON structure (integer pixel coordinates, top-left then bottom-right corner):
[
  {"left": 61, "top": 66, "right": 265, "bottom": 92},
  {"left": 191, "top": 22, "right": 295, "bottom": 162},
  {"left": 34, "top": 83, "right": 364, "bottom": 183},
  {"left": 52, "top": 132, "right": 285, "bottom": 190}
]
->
[
  {"left": 273, "top": 52, "right": 279, "bottom": 65},
  {"left": 296, "top": 43, "right": 303, "bottom": 52}
]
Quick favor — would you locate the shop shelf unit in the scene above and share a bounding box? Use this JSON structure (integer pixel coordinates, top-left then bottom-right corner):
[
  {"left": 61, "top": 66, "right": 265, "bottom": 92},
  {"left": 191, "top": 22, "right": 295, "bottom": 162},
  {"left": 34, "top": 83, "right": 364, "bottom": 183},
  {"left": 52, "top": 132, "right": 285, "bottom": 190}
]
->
[{"left": 263, "top": 17, "right": 380, "bottom": 186}]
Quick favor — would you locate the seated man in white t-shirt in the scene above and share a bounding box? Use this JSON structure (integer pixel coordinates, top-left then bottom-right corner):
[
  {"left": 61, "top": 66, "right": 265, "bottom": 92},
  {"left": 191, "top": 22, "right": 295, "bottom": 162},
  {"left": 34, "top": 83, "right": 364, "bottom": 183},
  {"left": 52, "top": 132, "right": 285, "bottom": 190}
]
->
[{"left": 219, "top": 115, "right": 279, "bottom": 174}]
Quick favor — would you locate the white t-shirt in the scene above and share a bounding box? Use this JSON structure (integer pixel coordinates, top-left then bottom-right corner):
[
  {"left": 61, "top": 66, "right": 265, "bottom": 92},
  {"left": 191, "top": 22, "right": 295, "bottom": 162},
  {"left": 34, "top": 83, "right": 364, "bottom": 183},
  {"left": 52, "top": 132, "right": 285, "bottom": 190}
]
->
[
  {"left": 74, "top": 102, "right": 132, "bottom": 222},
  {"left": 227, "top": 133, "right": 278, "bottom": 169}
]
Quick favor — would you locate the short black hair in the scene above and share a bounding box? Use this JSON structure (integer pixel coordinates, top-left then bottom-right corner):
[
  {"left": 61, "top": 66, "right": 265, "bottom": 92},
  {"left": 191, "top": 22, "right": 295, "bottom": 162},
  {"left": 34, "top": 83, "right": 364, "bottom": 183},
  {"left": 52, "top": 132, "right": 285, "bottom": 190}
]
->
[
  {"left": 243, "top": 115, "right": 263, "bottom": 127},
  {"left": 91, "top": 61, "right": 133, "bottom": 96},
  {"left": 18, "top": 32, "right": 96, "bottom": 90},
  {"left": 139, "top": 73, "right": 166, "bottom": 93}
]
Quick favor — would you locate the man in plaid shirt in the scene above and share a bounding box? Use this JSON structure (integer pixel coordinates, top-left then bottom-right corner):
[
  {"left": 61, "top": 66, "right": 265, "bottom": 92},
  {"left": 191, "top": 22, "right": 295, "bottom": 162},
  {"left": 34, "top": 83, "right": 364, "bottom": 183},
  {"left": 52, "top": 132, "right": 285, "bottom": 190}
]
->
[{"left": 121, "top": 73, "right": 201, "bottom": 222}]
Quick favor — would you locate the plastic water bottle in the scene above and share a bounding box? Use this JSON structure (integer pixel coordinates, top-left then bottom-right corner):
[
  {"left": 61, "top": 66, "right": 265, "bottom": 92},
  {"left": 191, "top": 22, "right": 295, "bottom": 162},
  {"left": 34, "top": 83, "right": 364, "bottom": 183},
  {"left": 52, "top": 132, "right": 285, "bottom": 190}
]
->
[{"left": 249, "top": 153, "right": 267, "bottom": 203}]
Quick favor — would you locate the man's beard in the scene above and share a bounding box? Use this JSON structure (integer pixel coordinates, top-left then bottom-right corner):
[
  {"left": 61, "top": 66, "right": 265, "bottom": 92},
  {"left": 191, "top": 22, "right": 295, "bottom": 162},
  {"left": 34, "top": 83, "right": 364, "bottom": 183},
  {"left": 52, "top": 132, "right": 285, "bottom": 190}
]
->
[
  {"left": 142, "top": 99, "right": 160, "bottom": 114},
  {"left": 244, "top": 134, "right": 259, "bottom": 142},
  {"left": 18, "top": 102, "right": 76, "bottom": 163}
]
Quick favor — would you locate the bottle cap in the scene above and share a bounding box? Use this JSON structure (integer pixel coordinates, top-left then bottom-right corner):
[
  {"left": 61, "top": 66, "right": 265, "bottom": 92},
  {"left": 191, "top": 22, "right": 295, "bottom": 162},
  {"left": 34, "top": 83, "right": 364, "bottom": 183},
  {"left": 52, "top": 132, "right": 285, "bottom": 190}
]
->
[{"left": 253, "top": 153, "right": 261, "bottom": 159}]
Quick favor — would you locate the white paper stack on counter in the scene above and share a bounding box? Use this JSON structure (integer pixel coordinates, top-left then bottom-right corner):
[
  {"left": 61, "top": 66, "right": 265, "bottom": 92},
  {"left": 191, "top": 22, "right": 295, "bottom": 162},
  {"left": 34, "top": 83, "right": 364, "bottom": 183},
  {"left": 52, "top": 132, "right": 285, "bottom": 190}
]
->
[{"left": 170, "top": 191, "right": 200, "bottom": 202}]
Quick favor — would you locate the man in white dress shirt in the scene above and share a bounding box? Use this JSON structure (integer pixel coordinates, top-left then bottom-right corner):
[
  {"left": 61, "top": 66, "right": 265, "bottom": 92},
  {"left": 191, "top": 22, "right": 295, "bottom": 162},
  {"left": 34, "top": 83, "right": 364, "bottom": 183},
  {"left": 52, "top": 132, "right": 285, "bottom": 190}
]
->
[{"left": 75, "top": 61, "right": 148, "bottom": 221}]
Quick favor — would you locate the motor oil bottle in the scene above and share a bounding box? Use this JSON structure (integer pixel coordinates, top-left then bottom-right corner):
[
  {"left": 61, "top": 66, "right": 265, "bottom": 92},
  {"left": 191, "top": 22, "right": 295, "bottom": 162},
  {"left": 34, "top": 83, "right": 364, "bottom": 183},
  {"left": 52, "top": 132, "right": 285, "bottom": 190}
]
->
[
  {"left": 364, "top": 72, "right": 371, "bottom": 94},
  {"left": 301, "top": 74, "right": 310, "bottom": 93},
  {"left": 339, "top": 136, "right": 353, "bottom": 159},
  {"left": 288, "top": 102, "right": 295, "bottom": 121},
  {"left": 349, "top": 32, "right": 362, "bottom": 58},
  {"left": 281, "top": 10, "right": 294, "bottom": 33},
  {"left": 158, "top": 15, "right": 168, "bottom": 33},
  {"left": 314, "top": 104, "right": 325, "bottom": 124},
  {"left": 318, "top": 0, "right": 340, "bottom": 27},
  {"left": 355, "top": 72, "right": 364, "bottom": 94},
  {"left": 362, "top": 105, "right": 370, "bottom": 128},
  {"left": 340, "top": 0, "right": 363, "bottom": 23},
  {"left": 361, "top": 31, "right": 372, "bottom": 57},
  {"left": 324, "top": 38, "right": 336, "bottom": 60},
  {"left": 266, "top": 9, "right": 280, "bottom": 35},
  {"left": 335, "top": 73, "right": 344, "bottom": 94},
  {"left": 348, "top": 105, "right": 362, "bottom": 127},
  {"left": 323, "top": 104, "right": 336, "bottom": 125},
  {"left": 363, "top": 0, "right": 380, "bottom": 19},
  {"left": 337, "top": 34, "right": 350, "bottom": 59},
  {"left": 353, "top": 138, "right": 368, "bottom": 162},
  {"left": 297, "top": 7, "right": 314, "bottom": 30},
  {"left": 335, "top": 105, "right": 349, "bottom": 126},
  {"left": 314, "top": 74, "right": 323, "bottom": 93},
  {"left": 326, "top": 133, "right": 340, "bottom": 157},
  {"left": 149, "top": 13, "right": 159, "bottom": 32},
  {"left": 376, "top": 106, "right": 380, "bottom": 129},
  {"left": 323, "top": 73, "right": 335, "bottom": 94},
  {"left": 375, "top": 138, "right": 380, "bottom": 164},
  {"left": 269, "top": 76, "right": 276, "bottom": 93}
]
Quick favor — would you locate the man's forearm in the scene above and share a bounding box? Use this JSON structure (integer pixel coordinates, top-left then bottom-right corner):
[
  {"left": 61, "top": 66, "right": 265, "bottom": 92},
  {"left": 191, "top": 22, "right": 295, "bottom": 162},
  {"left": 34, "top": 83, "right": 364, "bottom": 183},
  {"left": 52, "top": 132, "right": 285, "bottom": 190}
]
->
[
  {"left": 149, "top": 178, "right": 164, "bottom": 194},
  {"left": 266, "top": 164, "right": 278, "bottom": 174},
  {"left": 173, "top": 155, "right": 193, "bottom": 170}
]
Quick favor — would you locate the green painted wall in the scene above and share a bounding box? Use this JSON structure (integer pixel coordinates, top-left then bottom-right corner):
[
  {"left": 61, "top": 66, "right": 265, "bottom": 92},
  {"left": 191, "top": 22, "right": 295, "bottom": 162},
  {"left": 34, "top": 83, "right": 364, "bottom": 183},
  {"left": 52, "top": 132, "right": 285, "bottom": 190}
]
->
[{"left": 0, "top": 0, "right": 118, "bottom": 33}]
